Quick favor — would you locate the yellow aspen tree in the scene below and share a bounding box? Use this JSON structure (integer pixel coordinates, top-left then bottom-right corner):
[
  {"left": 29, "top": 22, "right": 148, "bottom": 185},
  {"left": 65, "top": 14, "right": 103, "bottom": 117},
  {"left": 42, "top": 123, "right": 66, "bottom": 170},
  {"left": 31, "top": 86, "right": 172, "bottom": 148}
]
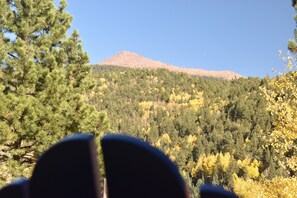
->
[{"left": 261, "top": 54, "right": 297, "bottom": 175}]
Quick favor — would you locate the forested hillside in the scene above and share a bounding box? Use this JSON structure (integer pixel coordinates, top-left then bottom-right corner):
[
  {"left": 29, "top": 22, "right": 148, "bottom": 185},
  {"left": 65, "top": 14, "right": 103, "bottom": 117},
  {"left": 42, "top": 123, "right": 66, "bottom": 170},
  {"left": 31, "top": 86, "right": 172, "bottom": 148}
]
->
[
  {"left": 91, "top": 65, "right": 296, "bottom": 197},
  {"left": 1, "top": 0, "right": 297, "bottom": 197}
]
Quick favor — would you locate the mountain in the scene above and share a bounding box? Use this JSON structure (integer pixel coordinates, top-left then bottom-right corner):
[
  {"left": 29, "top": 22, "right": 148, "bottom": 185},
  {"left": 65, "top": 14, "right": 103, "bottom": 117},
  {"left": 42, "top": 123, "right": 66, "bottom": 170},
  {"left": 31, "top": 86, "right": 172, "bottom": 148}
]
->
[{"left": 98, "top": 51, "right": 242, "bottom": 80}]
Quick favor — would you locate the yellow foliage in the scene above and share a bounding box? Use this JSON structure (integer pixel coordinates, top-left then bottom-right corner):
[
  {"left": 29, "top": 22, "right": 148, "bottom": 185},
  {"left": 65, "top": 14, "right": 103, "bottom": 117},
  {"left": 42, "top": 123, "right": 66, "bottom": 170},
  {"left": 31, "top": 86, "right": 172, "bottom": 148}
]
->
[
  {"left": 287, "top": 156, "right": 297, "bottom": 172},
  {"left": 261, "top": 56, "right": 297, "bottom": 174},
  {"left": 139, "top": 101, "right": 154, "bottom": 121},
  {"left": 233, "top": 174, "right": 265, "bottom": 198},
  {"left": 262, "top": 177, "right": 297, "bottom": 198},
  {"left": 188, "top": 98, "right": 204, "bottom": 110},
  {"left": 168, "top": 144, "right": 181, "bottom": 161},
  {"left": 139, "top": 101, "right": 153, "bottom": 110},
  {"left": 141, "top": 126, "right": 151, "bottom": 135},
  {"left": 191, "top": 154, "right": 205, "bottom": 177},
  {"left": 219, "top": 152, "right": 231, "bottom": 172},
  {"left": 169, "top": 90, "right": 191, "bottom": 103},
  {"left": 162, "top": 133, "right": 171, "bottom": 143},
  {"left": 187, "top": 135, "right": 197, "bottom": 144},
  {"left": 233, "top": 174, "right": 297, "bottom": 198},
  {"left": 169, "top": 89, "right": 204, "bottom": 112},
  {"left": 202, "top": 155, "right": 217, "bottom": 177},
  {"left": 99, "top": 77, "right": 106, "bottom": 82},
  {"left": 189, "top": 91, "right": 204, "bottom": 110},
  {"left": 191, "top": 152, "right": 232, "bottom": 178},
  {"left": 237, "top": 158, "right": 261, "bottom": 179},
  {"left": 155, "top": 133, "right": 172, "bottom": 147}
]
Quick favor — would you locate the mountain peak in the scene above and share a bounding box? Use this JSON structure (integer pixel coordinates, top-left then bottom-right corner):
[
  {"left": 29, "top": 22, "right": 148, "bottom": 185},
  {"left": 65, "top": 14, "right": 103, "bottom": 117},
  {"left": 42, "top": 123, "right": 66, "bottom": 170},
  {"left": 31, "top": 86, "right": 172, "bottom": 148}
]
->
[
  {"left": 98, "top": 51, "right": 242, "bottom": 80},
  {"left": 99, "top": 50, "right": 171, "bottom": 69}
]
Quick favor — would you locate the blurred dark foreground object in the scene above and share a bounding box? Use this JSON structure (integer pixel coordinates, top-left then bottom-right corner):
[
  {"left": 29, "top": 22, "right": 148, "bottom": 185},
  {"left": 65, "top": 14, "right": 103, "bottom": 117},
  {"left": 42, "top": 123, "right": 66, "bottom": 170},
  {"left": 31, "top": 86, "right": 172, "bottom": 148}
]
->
[
  {"left": 101, "top": 134, "right": 188, "bottom": 198},
  {"left": 0, "top": 134, "right": 101, "bottom": 198},
  {"left": 0, "top": 178, "right": 29, "bottom": 198},
  {"left": 0, "top": 134, "right": 238, "bottom": 198},
  {"left": 200, "top": 184, "right": 238, "bottom": 198}
]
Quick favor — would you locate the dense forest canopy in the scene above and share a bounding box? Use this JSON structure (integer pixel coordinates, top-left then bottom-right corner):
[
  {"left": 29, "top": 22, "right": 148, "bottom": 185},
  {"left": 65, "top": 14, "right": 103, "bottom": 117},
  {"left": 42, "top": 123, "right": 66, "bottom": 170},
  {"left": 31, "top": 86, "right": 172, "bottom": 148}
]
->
[
  {"left": 0, "top": 0, "right": 297, "bottom": 197},
  {"left": 91, "top": 65, "right": 297, "bottom": 197}
]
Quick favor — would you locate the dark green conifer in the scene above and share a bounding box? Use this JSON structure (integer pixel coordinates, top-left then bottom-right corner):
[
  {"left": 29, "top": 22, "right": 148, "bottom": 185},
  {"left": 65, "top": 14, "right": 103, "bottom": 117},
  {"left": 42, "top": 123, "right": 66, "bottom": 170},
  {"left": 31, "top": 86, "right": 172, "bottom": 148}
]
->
[
  {"left": 289, "top": 0, "right": 297, "bottom": 52},
  {"left": 0, "top": 0, "right": 108, "bottom": 184}
]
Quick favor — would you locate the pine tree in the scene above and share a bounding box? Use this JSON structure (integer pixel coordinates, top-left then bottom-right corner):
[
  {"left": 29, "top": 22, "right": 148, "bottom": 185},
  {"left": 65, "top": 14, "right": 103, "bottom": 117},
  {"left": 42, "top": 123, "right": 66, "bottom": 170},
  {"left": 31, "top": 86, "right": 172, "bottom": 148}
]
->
[
  {"left": 0, "top": 0, "right": 109, "bottom": 184},
  {"left": 289, "top": 0, "right": 297, "bottom": 52}
]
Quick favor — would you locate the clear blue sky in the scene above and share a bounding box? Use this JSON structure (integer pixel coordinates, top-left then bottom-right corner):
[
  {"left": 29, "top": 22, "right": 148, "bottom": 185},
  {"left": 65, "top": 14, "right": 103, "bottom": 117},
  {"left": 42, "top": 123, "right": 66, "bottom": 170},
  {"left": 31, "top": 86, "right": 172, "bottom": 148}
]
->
[{"left": 65, "top": 0, "right": 295, "bottom": 77}]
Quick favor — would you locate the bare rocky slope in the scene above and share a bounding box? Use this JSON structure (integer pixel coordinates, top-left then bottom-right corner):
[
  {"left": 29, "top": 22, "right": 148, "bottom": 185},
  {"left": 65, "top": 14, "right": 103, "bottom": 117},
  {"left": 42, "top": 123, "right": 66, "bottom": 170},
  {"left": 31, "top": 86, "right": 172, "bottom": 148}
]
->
[{"left": 98, "top": 51, "right": 242, "bottom": 80}]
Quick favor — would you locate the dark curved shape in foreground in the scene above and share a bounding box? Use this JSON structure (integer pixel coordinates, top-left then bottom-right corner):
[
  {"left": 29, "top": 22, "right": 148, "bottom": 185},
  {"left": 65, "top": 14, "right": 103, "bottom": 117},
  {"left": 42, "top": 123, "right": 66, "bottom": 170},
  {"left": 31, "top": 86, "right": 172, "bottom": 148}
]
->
[
  {"left": 200, "top": 184, "right": 238, "bottom": 198},
  {"left": 0, "top": 178, "right": 28, "bottom": 198},
  {"left": 101, "top": 134, "right": 189, "bottom": 198},
  {"left": 0, "top": 133, "right": 239, "bottom": 198},
  {"left": 30, "top": 134, "right": 101, "bottom": 198}
]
